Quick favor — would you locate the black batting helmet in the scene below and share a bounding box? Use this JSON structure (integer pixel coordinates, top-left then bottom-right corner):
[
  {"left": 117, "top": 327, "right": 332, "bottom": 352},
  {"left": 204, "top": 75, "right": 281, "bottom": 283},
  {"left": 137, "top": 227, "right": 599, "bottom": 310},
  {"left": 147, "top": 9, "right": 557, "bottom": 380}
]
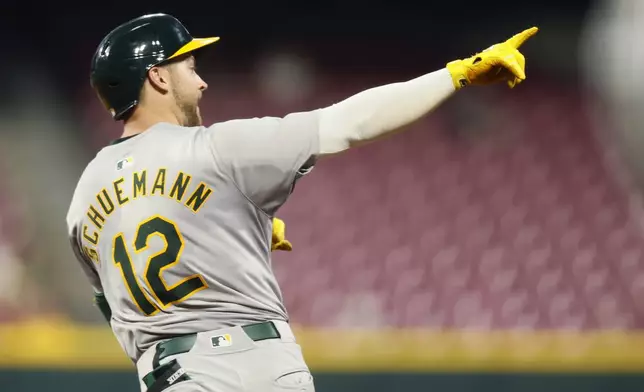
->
[{"left": 90, "top": 13, "right": 220, "bottom": 121}]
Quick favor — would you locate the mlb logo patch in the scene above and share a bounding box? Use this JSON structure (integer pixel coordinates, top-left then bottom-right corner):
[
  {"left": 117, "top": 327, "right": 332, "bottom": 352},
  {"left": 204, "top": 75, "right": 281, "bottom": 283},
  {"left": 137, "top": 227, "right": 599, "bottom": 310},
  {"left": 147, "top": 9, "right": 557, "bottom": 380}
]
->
[
  {"left": 116, "top": 157, "right": 133, "bottom": 171},
  {"left": 211, "top": 334, "right": 233, "bottom": 348}
]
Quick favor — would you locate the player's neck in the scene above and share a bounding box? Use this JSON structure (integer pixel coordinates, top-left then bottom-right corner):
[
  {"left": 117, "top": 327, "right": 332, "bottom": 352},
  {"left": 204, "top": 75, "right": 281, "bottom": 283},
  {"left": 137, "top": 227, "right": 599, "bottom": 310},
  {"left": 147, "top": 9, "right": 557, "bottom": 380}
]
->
[{"left": 122, "top": 106, "right": 182, "bottom": 138}]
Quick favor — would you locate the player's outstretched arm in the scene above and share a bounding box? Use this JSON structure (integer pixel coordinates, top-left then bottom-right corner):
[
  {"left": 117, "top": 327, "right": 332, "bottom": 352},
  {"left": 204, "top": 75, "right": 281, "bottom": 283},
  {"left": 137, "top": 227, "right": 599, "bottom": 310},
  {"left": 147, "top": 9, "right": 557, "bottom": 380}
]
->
[{"left": 316, "top": 27, "right": 538, "bottom": 156}]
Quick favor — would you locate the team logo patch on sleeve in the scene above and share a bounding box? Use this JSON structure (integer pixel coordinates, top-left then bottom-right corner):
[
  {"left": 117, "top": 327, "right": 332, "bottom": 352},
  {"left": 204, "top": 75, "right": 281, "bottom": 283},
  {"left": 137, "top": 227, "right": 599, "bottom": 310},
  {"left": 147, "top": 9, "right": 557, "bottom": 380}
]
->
[
  {"left": 116, "top": 157, "right": 133, "bottom": 171},
  {"left": 211, "top": 334, "right": 233, "bottom": 348}
]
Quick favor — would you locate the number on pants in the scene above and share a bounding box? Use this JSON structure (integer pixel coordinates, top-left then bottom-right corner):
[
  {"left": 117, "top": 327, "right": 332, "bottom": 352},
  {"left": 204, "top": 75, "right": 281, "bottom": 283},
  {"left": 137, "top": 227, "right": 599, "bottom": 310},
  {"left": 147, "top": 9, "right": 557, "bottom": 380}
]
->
[{"left": 113, "top": 215, "right": 207, "bottom": 316}]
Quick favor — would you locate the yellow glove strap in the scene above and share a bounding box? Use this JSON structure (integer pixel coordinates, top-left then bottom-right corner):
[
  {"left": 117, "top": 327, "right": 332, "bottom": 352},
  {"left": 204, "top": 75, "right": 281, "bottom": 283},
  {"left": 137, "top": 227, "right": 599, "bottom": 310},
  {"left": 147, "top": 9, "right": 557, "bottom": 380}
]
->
[{"left": 446, "top": 59, "right": 471, "bottom": 90}]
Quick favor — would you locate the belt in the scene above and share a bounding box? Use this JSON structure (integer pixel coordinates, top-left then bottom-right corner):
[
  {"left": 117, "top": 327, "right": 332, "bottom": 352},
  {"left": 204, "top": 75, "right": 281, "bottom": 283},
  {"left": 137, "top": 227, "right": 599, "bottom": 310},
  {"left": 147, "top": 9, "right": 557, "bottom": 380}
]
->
[{"left": 142, "top": 321, "right": 281, "bottom": 392}]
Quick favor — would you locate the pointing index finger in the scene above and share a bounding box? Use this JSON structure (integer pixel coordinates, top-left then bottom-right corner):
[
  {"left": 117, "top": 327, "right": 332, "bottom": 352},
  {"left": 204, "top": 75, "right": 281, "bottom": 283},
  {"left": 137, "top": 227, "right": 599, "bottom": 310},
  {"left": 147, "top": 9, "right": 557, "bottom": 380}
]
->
[{"left": 506, "top": 27, "right": 539, "bottom": 49}]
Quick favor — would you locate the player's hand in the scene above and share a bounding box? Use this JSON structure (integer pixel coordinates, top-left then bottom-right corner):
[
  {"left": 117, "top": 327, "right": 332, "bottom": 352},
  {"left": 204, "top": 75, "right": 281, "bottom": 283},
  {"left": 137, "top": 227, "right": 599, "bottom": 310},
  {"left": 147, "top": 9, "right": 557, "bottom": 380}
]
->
[
  {"left": 271, "top": 217, "right": 292, "bottom": 251},
  {"left": 446, "top": 27, "right": 538, "bottom": 90}
]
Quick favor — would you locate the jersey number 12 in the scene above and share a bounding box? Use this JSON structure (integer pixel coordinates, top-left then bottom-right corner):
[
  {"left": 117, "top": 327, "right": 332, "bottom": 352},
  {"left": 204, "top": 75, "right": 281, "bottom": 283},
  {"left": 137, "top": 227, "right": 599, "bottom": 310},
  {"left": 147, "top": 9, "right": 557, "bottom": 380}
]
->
[{"left": 112, "top": 215, "right": 207, "bottom": 316}]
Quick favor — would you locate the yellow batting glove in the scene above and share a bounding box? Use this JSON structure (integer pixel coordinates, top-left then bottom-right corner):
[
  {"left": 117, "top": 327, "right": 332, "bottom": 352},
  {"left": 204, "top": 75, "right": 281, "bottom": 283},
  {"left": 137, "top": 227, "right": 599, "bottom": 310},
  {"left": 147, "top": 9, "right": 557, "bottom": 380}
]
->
[
  {"left": 271, "top": 217, "right": 293, "bottom": 252},
  {"left": 446, "top": 27, "right": 538, "bottom": 90}
]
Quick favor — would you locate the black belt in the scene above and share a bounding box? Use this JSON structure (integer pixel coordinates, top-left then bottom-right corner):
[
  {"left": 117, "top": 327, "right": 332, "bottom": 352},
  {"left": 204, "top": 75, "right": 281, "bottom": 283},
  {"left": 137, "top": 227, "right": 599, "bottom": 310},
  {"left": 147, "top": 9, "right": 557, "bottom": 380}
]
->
[{"left": 142, "top": 321, "right": 281, "bottom": 392}]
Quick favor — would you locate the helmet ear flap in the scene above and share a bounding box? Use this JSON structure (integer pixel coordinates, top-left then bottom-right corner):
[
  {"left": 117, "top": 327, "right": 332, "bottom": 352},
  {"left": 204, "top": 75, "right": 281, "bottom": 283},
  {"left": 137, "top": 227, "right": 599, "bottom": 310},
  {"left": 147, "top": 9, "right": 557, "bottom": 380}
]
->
[{"left": 97, "top": 94, "right": 113, "bottom": 117}]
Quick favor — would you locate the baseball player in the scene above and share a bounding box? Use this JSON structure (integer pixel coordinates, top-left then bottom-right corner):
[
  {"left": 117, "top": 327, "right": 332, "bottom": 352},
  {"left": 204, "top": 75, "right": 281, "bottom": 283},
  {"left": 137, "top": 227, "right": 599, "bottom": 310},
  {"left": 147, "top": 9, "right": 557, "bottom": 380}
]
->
[{"left": 66, "top": 13, "right": 537, "bottom": 392}]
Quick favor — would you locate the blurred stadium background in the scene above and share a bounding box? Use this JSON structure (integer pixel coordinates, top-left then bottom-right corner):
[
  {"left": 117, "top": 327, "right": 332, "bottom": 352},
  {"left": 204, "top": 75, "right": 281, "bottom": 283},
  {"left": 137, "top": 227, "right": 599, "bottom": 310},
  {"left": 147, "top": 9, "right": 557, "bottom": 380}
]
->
[{"left": 2, "top": 0, "right": 644, "bottom": 390}]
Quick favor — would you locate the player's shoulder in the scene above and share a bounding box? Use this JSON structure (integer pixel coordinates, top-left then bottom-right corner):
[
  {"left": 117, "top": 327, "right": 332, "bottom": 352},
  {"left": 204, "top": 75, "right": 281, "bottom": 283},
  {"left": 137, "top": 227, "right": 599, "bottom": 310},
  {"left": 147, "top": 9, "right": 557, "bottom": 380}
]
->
[
  {"left": 201, "top": 118, "right": 282, "bottom": 152},
  {"left": 205, "top": 116, "right": 281, "bottom": 132},
  {"left": 206, "top": 111, "right": 321, "bottom": 134}
]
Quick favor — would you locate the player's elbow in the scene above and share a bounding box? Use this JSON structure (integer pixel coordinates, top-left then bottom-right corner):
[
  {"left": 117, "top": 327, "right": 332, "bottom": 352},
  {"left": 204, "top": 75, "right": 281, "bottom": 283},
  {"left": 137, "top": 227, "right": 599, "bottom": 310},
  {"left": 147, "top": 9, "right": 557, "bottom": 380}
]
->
[{"left": 317, "top": 105, "right": 370, "bottom": 157}]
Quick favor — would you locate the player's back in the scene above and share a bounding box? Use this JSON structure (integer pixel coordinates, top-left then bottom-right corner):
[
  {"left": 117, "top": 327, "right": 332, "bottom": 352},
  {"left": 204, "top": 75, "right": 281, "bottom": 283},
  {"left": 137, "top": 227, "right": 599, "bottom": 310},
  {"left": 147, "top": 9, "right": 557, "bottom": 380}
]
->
[{"left": 66, "top": 121, "right": 308, "bottom": 362}]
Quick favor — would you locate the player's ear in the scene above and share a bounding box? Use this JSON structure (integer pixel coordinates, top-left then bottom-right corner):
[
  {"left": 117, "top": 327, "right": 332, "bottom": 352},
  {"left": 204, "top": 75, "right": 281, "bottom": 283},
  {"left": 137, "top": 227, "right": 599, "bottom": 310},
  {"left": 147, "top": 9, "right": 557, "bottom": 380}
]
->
[{"left": 147, "top": 66, "right": 172, "bottom": 94}]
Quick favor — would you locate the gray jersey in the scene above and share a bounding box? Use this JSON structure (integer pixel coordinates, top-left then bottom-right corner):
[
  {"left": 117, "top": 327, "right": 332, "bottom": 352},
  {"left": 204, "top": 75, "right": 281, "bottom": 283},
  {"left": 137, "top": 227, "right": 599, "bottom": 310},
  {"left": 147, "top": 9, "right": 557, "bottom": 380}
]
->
[{"left": 66, "top": 111, "right": 319, "bottom": 363}]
